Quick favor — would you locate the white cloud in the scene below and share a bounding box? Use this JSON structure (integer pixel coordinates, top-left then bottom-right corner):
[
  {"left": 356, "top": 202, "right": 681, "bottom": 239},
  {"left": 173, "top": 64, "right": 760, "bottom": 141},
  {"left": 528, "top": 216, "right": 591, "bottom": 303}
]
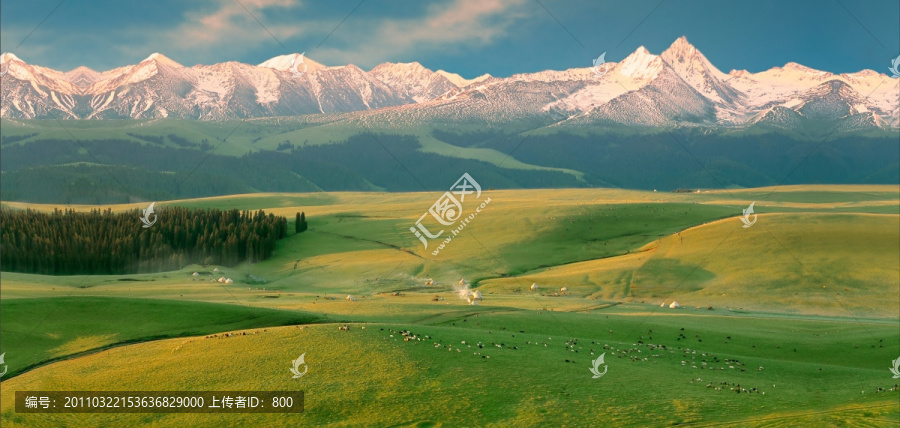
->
[
  {"left": 177, "top": 0, "right": 301, "bottom": 48},
  {"left": 115, "top": 0, "right": 319, "bottom": 64},
  {"left": 2, "top": 0, "right": 532, "bottom": 69},
  {"left": 311, "top": 0, "right": 530, "bottom": 67}
]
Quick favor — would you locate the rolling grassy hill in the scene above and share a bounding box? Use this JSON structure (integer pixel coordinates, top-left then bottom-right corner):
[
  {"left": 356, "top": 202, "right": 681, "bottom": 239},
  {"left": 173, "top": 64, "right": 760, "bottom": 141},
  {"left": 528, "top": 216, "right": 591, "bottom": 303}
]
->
[
  {"left": 0, "top": 297, "right": 321, "bottom": 377},
  {"left": 2, "top": 118, "right": 898, "bottom": 203},
  {"left": 0, "top": 186, "right": 898, "bottom": 426},
  {"left": 488, "top": 212, "right": 900, "bottom": 317},
  {"left": 2, "top": 316, "right": 897, "bottom": 426}
]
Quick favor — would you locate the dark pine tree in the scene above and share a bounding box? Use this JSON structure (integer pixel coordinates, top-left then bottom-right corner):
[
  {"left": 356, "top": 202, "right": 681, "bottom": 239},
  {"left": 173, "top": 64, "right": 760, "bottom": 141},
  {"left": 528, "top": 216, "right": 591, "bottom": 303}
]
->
[{"left": 0, "top": 206, "right": 291, "bottom": 275}]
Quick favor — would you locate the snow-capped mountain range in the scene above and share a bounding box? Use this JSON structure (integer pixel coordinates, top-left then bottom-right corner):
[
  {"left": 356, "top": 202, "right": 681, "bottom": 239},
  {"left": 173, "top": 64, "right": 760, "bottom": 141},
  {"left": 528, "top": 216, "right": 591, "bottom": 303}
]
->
[{"left": 1, "top": 37, "right": 897, "bottom": 129}]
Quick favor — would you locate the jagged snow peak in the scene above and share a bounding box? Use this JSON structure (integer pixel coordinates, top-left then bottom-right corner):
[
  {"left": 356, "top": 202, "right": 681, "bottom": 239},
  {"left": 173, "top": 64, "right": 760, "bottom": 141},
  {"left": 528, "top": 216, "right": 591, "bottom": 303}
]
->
[
  {"left": 659, "top": 36, "right": 738, "bottom": 105},
  {"left": 142, "top": 53, "right": 183, "bottom": 67},
  {"left": 369, "top": 62, "right": 458, "bottom": 103},
  {"left": 617, "top": 46, "right": 663, "bottom": 81},
  {"left": 436, "top": 70, "right": 491, "bottom": 87},
  {"left": 258, "top": 53, "right": 326, "bottom": 73},
  {"left": 1, "top": 40, "right": 898, "bottom": 129},
  {"left": 1, "top": 52, "right": 23, "bottom": 64}
]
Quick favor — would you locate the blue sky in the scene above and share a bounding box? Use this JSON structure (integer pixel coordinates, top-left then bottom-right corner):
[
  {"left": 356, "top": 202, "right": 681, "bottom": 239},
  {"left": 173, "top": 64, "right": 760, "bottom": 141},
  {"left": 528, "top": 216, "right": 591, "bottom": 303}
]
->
[{"left": 1, "top": 0, "right": 898, "bottom": 77}]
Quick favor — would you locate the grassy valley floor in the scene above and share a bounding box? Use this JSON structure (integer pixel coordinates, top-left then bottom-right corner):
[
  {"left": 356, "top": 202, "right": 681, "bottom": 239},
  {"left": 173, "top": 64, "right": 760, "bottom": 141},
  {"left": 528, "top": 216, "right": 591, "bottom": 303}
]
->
[{"left": 1, "top": 186, "right": 898, "bottom": 426}]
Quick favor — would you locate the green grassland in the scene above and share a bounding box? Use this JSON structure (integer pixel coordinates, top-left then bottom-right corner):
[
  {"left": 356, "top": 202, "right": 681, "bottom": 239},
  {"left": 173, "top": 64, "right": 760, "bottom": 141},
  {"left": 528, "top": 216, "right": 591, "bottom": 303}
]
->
[
  {"left": 0, "top": 297, "right": 321, "bottom": 377},
  {"left": 0, "top": 118, "right": 320, "bottom": 156},
  {"left": 1, "top": 117, "right": 570, "bottom": 173},
  {"left": 1, "top": 186, "right": 898, "bottom": 426},
  {"left": 3, "top": 119, "right": 897, "bottom": 206}
]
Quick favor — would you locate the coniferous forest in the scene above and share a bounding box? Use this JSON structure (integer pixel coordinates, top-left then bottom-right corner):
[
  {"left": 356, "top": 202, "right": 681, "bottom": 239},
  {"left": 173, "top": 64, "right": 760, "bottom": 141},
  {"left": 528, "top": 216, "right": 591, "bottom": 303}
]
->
[
  {"left": 0, "top": 207, "right": 290, "bottom": 275},
  {"left": 2, "top": 131, "right": 898, "bottom": 204}
]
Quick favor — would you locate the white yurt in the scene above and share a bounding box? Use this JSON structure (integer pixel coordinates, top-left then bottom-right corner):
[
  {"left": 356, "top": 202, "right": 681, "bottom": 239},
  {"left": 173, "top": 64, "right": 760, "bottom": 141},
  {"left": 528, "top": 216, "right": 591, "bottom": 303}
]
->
[
  {"left": 225, "top": 278, "right": 234, "bottom": 284},
  {"left": 473, "top": 290, "right": 483, "bottom": 300},
  {"left": 459, "top": 279, "right": 467, "bottom": 285},
  {"left": 214, "top": 268, "right": 220, "bottom": 272},
  {"left": 218, "top": 277, "right": 225, "bottom": 283},
  {"left": 560, "top": 287, "right": 568, "bottom": 292},
  {"left": 660, "top": 302, "right": 667, "bottom": 307},
  {"left": 192, "top": 272, "right": 200, "bottom": 278},
  {"left": 531, "top": 283, "right": 539, "bottom": 291},
  {"left": 669, "top": 301, "right": 680, "bottom": 309},
  {"left": 346, "top": 295, "right": 356, "bottom": 301}
]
